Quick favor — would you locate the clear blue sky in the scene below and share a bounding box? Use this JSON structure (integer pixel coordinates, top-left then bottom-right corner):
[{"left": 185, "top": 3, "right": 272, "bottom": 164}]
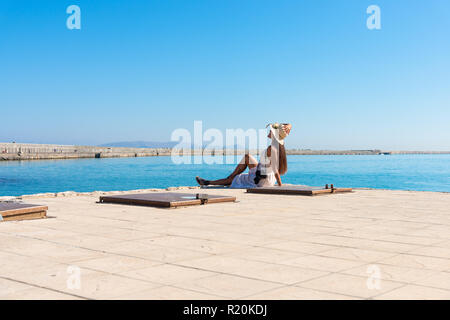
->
[{"left": 1, "top": 0, "right": 449, "bottom": 150}]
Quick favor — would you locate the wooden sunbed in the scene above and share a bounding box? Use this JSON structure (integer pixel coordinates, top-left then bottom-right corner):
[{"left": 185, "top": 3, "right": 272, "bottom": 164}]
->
[
  {"left": 0, "top": 203, "right": 48, "bottom": 222},
  {"left": 99, "top": 192, "right": 236, "bottom": 208},
  {"left": 247, "top": 185, "right": 352, "bottom": 196}
]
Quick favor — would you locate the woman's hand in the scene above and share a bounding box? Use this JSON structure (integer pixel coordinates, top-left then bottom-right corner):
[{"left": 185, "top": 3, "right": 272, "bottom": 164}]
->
[{"left": 283, "top": 123, "right": 292, "bottom": 136}]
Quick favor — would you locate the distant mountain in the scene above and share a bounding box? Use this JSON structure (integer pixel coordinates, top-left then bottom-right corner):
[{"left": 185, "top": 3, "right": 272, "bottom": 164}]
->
[{"left": 99, "top": 141, "right": 178, "bottom": 148}]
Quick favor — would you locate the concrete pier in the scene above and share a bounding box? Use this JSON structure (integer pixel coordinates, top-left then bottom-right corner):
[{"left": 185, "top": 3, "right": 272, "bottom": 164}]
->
[
  {"left": 0, "top": 143, "right": 171, "bottom": 161},
  {"left": 0, "top": 143, "right": 255, "bottom": 160},
  {"left": 0, "top": 143, "right": 448, "bottom": 161}
]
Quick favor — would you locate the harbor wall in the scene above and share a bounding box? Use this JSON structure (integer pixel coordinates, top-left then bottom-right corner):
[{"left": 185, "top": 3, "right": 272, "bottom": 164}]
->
[{"left": 0, "top": 143, "right": 448, "bottom": 161}]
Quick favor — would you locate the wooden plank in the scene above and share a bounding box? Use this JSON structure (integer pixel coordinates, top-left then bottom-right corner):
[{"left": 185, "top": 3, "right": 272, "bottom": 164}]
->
[
  {"left": 2, "top": 210, "right": 47, "bottom": 222},
  {"left": 247, "top": 185, "right": 352, "bottom": 196},
  {"left": 0, "top": 202, "right": 48, "bottom": 217},
  {"left": 0, "top": 203, "right": 48, "bottom": 221},
  {"left": 99, "top": 192, "right": 236, "bottom": 208}
]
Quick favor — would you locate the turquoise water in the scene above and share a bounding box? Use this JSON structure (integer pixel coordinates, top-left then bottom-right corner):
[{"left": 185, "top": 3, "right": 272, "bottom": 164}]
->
[{"left": 0, "top": 155, "right": 449, "bottom": 196}]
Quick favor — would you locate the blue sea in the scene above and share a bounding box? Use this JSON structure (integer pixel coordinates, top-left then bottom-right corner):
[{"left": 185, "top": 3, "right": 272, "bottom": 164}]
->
[{"left": 0, "top": 155, "right": 449, "bottom": 196}]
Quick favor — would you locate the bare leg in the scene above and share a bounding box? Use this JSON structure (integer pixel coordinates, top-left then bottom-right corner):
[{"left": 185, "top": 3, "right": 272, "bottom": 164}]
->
[
  {"left": 226, "top": 154, "right": 258, "bottom": 178},
  {"left": 204, "top": 177, "right": 234, "bottom": 186},
  {"left": 196, "top": 154, "right": 258, "bottom": 186}
]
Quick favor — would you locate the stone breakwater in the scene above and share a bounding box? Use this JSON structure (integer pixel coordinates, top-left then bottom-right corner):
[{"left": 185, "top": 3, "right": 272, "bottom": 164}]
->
[
  {"left": 0, "top": 143, "right": 271, "bottom": 160},
  {"left": 0, "top": 143, "right": 172, "bottom": 160},
  {"left": 0, "top": 143, "right": 382, "bottom": 160},
  {"left": 1, "top": 143, "right": 449, "bottom": 161}
]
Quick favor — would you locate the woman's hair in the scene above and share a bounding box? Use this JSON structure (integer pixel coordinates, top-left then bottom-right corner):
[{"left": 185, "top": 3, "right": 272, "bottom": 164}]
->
[{"left": 278, "top": 143, "right": 288, "bottom": 175}]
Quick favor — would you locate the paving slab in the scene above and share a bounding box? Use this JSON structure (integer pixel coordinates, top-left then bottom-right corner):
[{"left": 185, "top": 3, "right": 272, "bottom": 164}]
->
[{"left": 0, "top": 188, "right": 449, "bottom": 299}]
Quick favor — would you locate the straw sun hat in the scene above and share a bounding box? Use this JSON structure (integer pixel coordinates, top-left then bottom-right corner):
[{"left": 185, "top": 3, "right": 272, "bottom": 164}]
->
[{"left": 266, "top": 123, "right": 292, "bottom": 145}]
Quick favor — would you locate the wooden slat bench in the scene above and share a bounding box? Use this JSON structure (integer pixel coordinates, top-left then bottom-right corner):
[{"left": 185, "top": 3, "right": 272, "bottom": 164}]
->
[
  {"left": 99, "top": 192, "right": 236, "bottom": 208},
  {"left": 247, "top": 185, "right": 352, "bottom": 196}
]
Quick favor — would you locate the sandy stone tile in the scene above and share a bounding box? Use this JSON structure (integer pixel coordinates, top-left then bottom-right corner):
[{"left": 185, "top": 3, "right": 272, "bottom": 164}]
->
[
  {"left": 302, "top": 235, "right": 421, "bottom": 253},
  {"left": 231, "top": 225, "right": 315, "bottom": 240},
  {"left": 0, "top": 251, "right": 56, "bottom": 276},
  {"left": 68, "top": 273, "right": 161, "bottom": 299},
  {"left": 374, "top": 285, "right": 450, "bottom": 300},
  {"left": 279, "top": 217, "right": 373, "bottom": 229},
  {"left": 224, "top": 247, "right": 306, "bottom": 264},
  {"left": 0, "top": 225, "right": 80, "bottom": 240},
  {"left": 102, "top": 241, "right": 211, "bottom": 263},
  {"left": 277, "top": 226, "right": 342, "bottom": 238},
  {"left": 407, "top": 246, "right": 450, "bottom": 259},
  {"left": 245, "top": 285, "right": 358, "bottom": 300},
  {"left": 342, "top": 264, "right": 438, "bottom": 283},
  {"left": 119, "top": 264, "right": 217, "bottom": 285},
  {"left": 378, "top": 227, "right": 449, "bottom": 240},
  {"left": 30, "top": 221, "right": 108, "bottom": 236},
  {"left": 48, "top": 234, "right": 123, "bottom": 251},
  {"left": 0, "top": 223, "right": 51, "bottom": 234},
  {"left": 177, "top": 274, "right": 282, "bottom": 299},
  {"left": 113, "top": 285, "right": 224, "bottom": 300},
  {"left": 179, "top": 256, "right": 328, "bottom": 284},
  {"left": 377, "top": 234, "right": 445, "bottom": 246},
  {"left": 377, "top": 254, "right": 450, "bottom": 271},
  {"left": 426, "top": 224, "right": 450, "bottom": 234},
  {"left": 331, "top": 229, "right": 386, "bottom": 241},
  {"left": 263, "top": 241, "right": 338, "bottom": 254},
  {"left": 166, "top": 229, "right": 280, "bottom": 247},
  {"left": 433, "top": 240, "right": 450, "bottom": 249},
  {"left": 359, "top": 240, "right": 423, "bottom": 254},
  {"left": 137, "top": 236, "right": 244, "bottom": 255},
  {"left": 0, "top": 278, "right": 35, "bottom": 298},
  {"left": 74, "top": 254, "right": 162, "bottom": 274},
  {"left": 372, "top": 220, "right": 431, "bottom": 230},
  {"left": 177, "top": 256, "right": 260, "bottom": 274},
  {"left": 0, "top": 234, "right": 44, "bottom": 252},
  {"left": 4, "top": 263, "right": 102, "bottom": 292},
  {"left": 148, "top": 225, "right": 280, "bottom": 246},
  {"left": 413, "top": 272, "right": 450, "bottom": 291},
  {"left": 300, "top": 273, "right": 404, "bottom": 299},
  {"left": 89, "top": 227, "right": 164, "bottom": 241},
  {"left": 1, "top": 286, "right": 83, "bottom": 300},
  {"left": 318, "top": 247, "right": 398, "bottom": 263},
  {"left": 1, "top": 240, "right": 103, "bottom": 264},
  {"left": 281, "top": 254, "right": 365, "bottom": 272}
]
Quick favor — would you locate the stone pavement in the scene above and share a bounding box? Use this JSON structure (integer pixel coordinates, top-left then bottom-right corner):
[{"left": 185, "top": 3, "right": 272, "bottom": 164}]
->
[{"left": 1, "top": 189, "right": 449, "bottom": 299}]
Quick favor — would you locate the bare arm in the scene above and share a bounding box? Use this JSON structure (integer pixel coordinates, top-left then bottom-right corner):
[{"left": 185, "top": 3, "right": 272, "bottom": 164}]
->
[
  {"left": 275, "top": 172, "right": 282, "bottom": 186},
  {"left": 266, "top": 146, "right": 282, "bottom": 186}
]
